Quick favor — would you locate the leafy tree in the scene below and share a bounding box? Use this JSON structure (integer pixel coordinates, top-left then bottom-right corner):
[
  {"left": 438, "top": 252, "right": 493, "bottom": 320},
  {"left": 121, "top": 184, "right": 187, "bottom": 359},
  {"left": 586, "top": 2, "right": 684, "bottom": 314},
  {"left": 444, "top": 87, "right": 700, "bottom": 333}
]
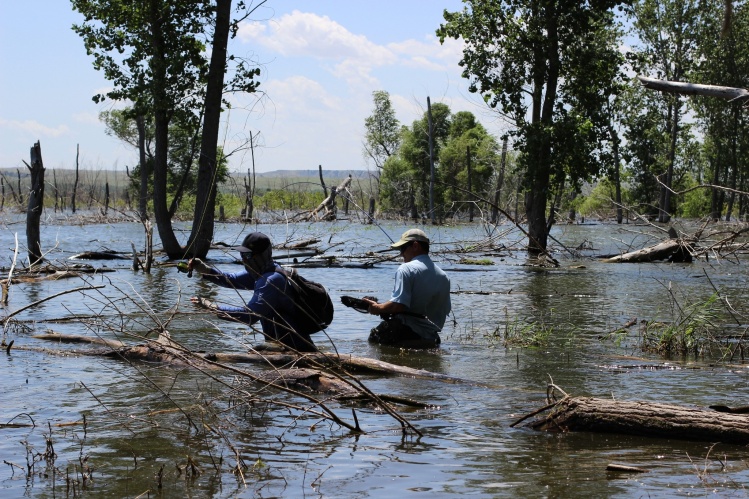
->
[
  {"left": 438, "top": 112, "right": 500, "bottom": 217},
  {"left": 73, "top": 0, "right": 260, "bottom": 259},
  {"left": 627, "top": 0, "right": 704, "bottom": 222},
  {"left": 380, "top": 103, "right": 452, "bottom": 216},
  {"left": 439, "top": 0, "right": 627, "bottom": 254},
  {"left": 363, "top": 90, "right": 401, "bottom": 172},
  {"left": 691, "top": 0, "right": 749, "bottom": 220}
]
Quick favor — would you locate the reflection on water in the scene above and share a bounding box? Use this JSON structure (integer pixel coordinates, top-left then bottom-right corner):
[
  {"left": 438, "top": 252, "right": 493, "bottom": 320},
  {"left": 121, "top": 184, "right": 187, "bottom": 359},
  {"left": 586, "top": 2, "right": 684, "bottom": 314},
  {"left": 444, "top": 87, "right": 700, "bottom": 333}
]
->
[{"left": 2, "top": 216, "right": 749, "bottom": 497}]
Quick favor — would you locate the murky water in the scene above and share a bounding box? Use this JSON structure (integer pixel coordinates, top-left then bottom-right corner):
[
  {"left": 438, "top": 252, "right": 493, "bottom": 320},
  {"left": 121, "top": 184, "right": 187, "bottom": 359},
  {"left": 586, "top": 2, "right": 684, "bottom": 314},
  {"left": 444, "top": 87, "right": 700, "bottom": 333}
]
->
[{"left": 2, "top": 213, "right": 749, "bottom": 498}]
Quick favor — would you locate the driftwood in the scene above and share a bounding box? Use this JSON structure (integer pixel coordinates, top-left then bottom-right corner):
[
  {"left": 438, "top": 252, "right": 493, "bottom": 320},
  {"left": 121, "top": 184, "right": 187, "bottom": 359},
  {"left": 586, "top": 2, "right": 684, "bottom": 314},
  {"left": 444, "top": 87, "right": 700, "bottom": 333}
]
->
[
  {"left": 24, "top": 333, "right": 480, "bottom": 389},
  {"left": 603, "top": 239, "right": 693, "bottom": 263},
  {"left": 309, "top": 175, "right": 352, "bottom": 221},
  {"left": 525, "top": 396, "right": 749, "bottom": 445}
]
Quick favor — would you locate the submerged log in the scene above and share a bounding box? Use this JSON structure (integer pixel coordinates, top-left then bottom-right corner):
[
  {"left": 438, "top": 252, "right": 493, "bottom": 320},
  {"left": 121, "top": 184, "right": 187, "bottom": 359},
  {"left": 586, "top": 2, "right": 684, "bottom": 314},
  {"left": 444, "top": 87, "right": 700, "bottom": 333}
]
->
[{"left": 527, "top": 396, "right": 749, "bottom": 444}]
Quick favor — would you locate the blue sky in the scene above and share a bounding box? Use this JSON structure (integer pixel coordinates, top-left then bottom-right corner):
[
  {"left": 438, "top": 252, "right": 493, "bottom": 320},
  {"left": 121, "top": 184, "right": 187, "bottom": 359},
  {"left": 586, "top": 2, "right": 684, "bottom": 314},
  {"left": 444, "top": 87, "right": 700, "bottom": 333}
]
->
[{"left": 1, "top": 1, "right": 504, "bottom": 174}]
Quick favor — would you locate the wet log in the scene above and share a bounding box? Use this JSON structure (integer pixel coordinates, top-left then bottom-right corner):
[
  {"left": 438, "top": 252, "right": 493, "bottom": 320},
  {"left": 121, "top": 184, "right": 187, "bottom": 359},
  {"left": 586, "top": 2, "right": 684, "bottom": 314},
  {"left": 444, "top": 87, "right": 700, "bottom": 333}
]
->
[
  {"left": 27, "top": 333, "right": 480, "bottom": 385},
  {"left": 603, "top": 239, "right": 692, "bottom": 263},
  {"left": 527, "top": 396, "right": 749, "bottom": 444}
]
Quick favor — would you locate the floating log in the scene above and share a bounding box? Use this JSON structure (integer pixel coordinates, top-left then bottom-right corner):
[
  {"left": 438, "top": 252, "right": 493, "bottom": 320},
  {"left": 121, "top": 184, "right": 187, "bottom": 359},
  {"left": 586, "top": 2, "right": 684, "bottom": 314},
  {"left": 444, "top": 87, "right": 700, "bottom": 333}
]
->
[{"left": 526, "top": 396, "right": 749, "bottom": 445}]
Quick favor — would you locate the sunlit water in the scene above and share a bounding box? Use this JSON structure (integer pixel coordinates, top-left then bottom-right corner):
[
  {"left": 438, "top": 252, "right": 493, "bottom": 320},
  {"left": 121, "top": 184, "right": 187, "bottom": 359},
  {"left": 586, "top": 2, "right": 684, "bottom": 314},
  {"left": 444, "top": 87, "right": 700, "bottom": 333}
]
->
[{"left": 2, "top": 212, "right": 749, "bottom": 498}]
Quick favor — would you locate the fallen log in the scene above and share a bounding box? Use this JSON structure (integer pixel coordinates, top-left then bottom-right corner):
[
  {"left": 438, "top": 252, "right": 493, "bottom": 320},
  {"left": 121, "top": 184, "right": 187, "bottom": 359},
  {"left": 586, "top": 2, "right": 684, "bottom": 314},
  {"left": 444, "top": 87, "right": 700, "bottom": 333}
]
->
[
  {"left": 603, "top": 239, "right": 693, "bottom": 263},
  {"left": 25, "top": 333, "right": 482, "bottom": 385},
  {"left": 525, "top": 396, "right": 749, "bottom": 445}
]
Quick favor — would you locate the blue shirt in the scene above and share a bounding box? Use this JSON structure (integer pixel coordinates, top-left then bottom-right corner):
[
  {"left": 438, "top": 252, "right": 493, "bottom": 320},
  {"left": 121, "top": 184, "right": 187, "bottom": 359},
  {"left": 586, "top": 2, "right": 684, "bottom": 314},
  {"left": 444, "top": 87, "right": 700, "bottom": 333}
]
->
[
  {"left": 390, "top": 254, "right": 451, "bottom": 341},
  {"left": 200, "top": 263, "right": 315, "bottom": 351}
]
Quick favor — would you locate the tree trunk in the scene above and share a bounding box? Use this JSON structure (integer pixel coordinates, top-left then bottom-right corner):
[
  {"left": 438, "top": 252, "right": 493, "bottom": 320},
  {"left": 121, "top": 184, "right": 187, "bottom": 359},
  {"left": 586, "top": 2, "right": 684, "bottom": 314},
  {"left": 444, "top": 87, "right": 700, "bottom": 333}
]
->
[
  {"left": 491, "top": 137, "right": 508, "bottom": 224},
  {"left": 26, "top": 142, "right": 45, "bottom": 266},
  {"left": 427, "top": 97, "right": 436, "bottom": 225},
  {"left": 136, "top": 114, "right": 149, "bottom": 221},
  {"left": 527, "top": 396, "right": 749, "bottom": 445},
  {"left": 72, "top": 145, "right": 79, "bottom": 213},
  {"left": 318, "top": 164, "right": 328, "bottom": 198},
  {"left": 149, "top": 0, "right": 181, "bottom": 259},
  {"left": 467, "top": 145, "right": 474, "bottom": 222},
  {"left": 186, "top": 0, "right": 232, "bottom": 259}
]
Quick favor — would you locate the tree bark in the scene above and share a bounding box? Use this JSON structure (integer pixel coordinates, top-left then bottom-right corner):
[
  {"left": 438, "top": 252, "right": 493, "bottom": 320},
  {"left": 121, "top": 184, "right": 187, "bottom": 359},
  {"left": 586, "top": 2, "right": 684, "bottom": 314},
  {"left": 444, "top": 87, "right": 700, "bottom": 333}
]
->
[
  {"left": 528, "top": 396, "right": 749, "bottom": 445},
  {"left": 603, "top": 239, "right": 690, "bottom": 263},
  {"left": 186, "top": 0, "right": 232, "bottom": 259},
  {"left": 149, "top": 0, "right": 182, "bottom": 259},
  {"left": 26, "top": 142, "right": 45, "bottom": 266},
  {"left": 72, "top": 144, "right": 79, "bottom": 213}
]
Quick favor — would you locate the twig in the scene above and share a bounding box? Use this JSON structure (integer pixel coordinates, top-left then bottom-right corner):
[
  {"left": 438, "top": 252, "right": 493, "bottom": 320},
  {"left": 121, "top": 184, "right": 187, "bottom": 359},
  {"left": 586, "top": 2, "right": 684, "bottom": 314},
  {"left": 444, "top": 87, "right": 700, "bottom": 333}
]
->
[{"left": 2, "top": 285, "right": 105, "bottom": 327}]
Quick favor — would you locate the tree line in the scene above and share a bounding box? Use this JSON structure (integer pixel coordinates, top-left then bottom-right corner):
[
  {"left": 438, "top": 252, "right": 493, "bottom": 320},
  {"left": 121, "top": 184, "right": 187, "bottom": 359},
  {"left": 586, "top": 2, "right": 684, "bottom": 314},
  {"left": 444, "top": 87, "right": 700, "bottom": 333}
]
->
[
  {"left": 367, "top": 0, "right": 749, "bottom": 254},
  {"left": 57, "top": 0, "right": 749, "bottom": 259}
]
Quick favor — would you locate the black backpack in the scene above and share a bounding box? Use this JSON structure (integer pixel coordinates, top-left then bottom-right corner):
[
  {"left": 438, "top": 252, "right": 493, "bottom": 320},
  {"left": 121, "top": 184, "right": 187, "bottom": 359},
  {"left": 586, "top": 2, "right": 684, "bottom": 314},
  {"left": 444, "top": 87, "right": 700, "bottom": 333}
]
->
[{"left": 276, "top": 268, "right": 334, "bottom": 335}]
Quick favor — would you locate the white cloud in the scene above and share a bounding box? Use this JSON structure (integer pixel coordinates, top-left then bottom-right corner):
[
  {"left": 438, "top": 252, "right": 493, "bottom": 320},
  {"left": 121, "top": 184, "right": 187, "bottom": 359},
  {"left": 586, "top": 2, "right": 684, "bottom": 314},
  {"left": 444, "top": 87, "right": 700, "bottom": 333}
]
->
[
  {"left": 0, "top": 118, "right": 70, "bottom": 138},
  {"left": 239, "top": 10, "right": 395, "bottom": 63}
]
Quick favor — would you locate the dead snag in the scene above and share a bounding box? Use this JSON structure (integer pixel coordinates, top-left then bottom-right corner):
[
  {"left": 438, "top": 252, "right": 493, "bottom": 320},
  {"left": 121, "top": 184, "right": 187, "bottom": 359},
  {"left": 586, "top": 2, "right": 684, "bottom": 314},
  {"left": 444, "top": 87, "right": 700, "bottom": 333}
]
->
[
  {"left": 525, "top": 396, "right": 749, "bottom": 445},
  {"left": 309, "top": 175, "right": 353, "bottom": 221}
]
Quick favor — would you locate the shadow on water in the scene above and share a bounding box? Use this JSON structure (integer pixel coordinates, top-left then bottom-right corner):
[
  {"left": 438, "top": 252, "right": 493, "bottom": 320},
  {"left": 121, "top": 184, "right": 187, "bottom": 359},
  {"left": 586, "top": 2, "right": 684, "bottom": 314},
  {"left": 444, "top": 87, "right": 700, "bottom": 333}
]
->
[{"left": 3, "top": 218, "right": 749, "bottom": 497}]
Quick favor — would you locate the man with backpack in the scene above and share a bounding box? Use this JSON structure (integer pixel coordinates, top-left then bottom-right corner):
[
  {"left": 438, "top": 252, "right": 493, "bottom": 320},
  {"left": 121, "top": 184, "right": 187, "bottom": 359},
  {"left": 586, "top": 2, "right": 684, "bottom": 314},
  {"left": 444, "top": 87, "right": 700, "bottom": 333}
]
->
[{"left": 188, "top": 232, "right": 331, "bottom": 352}]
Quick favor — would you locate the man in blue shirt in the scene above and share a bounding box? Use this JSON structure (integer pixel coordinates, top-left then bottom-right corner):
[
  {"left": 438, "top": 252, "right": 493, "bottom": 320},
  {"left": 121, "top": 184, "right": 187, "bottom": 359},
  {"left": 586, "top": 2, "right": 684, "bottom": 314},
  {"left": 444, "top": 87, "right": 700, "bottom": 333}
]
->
[
  {"left": 363, "top": 229, "right": 451, "bottom": 348},
  {"left": 188, "top": 232, "right": 317, "bottom": 352}
]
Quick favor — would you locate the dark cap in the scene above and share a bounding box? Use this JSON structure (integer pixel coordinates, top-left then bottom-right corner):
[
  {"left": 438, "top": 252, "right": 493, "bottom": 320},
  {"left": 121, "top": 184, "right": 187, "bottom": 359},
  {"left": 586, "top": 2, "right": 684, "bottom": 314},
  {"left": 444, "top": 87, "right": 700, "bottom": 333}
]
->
[
  {"left": 231, "top": 232, "right": 272, "bottom": 254},
  {"left": 390, "top": 229, "right": 429, "bottom": 249}
]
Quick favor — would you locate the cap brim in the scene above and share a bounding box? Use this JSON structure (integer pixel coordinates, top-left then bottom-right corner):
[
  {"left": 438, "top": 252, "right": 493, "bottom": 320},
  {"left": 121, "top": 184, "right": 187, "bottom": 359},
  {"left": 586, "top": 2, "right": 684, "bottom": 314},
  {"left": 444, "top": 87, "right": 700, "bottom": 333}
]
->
[
  {"left": 390, "top": 239, "right": 409, "bottom": 249},
  {"left": 231, "top": 245, "right": 252, "bottom": 252}
]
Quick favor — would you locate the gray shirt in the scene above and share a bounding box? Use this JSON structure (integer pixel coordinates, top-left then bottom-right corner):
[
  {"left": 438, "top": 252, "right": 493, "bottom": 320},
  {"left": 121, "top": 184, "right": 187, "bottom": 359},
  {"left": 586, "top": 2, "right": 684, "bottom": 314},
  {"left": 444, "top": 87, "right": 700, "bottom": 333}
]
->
[{"left": 389, "top": 254, "right": 451, "bottom": 341}]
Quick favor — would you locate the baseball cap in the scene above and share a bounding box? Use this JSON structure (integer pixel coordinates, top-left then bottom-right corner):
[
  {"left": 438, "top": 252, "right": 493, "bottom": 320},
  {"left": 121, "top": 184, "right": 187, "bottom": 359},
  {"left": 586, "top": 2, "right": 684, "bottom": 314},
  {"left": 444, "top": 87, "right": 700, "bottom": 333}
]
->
[
  {"left": 231, "top": 232, "right": 272, "bottom": 254},
  {"left": 390, "top": 229, "right": 429, "bottom": 249}
]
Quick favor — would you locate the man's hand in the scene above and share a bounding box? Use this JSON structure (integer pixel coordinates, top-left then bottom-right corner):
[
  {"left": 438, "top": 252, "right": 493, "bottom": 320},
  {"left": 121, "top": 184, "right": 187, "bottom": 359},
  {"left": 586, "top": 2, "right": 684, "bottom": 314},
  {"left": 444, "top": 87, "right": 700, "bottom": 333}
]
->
[
  {"left": 360, "top": 297, "right": 379, "bottom": 315},
  {"left": 188, "top": 258, "right": 211, "bottom": 276},
  {"left": 191, "top": 296, "right": 217, "bottom": 311}
]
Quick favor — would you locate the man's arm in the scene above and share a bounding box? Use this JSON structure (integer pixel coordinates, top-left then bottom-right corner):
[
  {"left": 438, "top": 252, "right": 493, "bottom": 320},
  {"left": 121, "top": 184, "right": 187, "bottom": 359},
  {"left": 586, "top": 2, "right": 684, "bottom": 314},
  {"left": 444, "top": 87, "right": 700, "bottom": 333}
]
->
[{"left": 362, "top": 298, "right": 406, "bottom": 316}]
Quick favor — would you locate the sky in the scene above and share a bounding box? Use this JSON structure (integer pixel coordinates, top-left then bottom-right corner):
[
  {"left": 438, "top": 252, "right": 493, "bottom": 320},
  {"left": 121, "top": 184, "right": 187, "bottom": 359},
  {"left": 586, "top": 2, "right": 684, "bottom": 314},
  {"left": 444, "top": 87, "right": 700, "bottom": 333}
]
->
[{"left": 0, "top": 1, "right": 507, "bottom": 174}]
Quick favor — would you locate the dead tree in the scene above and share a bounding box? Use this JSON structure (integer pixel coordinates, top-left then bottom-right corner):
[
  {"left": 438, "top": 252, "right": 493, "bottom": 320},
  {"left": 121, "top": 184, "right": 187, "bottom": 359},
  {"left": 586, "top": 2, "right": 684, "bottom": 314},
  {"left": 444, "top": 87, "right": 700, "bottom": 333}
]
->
[
  {"left": 72, "top": 144, "right": 80, "bottom": 213},
  {"left": 309, "top": 175, "right": 352, "bottom": 221},
  {"left": 26, "top": 142, "right": 45, "bottom": 266}
]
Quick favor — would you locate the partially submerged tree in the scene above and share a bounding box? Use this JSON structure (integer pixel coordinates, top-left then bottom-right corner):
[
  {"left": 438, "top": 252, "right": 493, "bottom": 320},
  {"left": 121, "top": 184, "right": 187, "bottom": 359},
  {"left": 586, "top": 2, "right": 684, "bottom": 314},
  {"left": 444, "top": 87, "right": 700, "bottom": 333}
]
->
[
  {"left": 438, "top": 0, "right": 627, "bottom": 254},
  {"left": 73, "top": 0, "right": 261, "bottom": 259}
]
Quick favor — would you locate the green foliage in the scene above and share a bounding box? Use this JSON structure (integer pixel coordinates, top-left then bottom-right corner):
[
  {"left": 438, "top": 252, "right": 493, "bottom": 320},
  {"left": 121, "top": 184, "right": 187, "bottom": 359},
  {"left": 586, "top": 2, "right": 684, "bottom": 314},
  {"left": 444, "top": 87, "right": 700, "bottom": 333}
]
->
[
  {"left": 573, "top": 177, "right": 632, "bottom": 218},
  {"left": 438, "top": 0, "right": 627, "bottom": 251},
  {"left": 255, "top": 189, "right": 325, "bottom": 212},
  {"left": 378, "top": 104, "right": 501, "bottom": 217},
  {"left": 676, "top": 174, "right": 710, "bottom": 218},
  {"left": 363, "top": 90, "right": 401, "bottom": 171},
  {"left": 485, "top": 309, "right": 578, "bottom": 348},
  {"left": 638, "top": 294, "right": 730, "bottom": 359}
]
